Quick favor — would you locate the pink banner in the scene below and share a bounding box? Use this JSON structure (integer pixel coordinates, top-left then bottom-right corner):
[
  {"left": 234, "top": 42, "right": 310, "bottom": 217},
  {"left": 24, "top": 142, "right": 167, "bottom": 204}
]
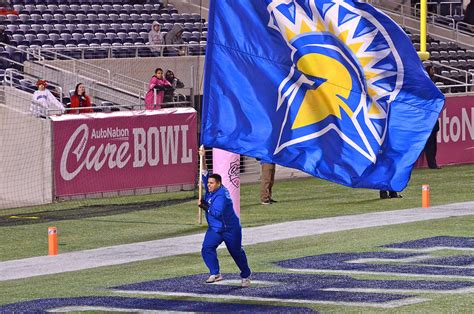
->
[
  {"left": 212, "top": 149, "right": 240, "bottom": 216},
  {"left": 52, "top": 109, "right": 197, "bottom": 196},
  {"left": 416, "top": 95, "right": 474, "bottom": 167}
]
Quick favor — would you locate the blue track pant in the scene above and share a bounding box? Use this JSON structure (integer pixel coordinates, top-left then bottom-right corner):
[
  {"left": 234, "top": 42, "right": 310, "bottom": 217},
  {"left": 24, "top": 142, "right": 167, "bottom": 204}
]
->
[{"left": 201, "top": 227, "right": 251, "bottom": 278}]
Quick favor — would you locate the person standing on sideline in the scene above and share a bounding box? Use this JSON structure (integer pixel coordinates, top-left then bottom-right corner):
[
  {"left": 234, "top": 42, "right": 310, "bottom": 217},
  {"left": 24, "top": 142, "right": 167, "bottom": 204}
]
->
[
  {"left": 31, "top": 79, "right": 65, "bottom": 117},
  {"left": 379, "top": 190, "right": 402, "bottom": 199},
  {"left": 198, "top": 146, "right": 252, "bottom": 287},
  {"left": 260, "top": 161, "right": 276, "bottom": 205},
  {"left": 423, "top": 65, "right": 441, "bottom": 169}
]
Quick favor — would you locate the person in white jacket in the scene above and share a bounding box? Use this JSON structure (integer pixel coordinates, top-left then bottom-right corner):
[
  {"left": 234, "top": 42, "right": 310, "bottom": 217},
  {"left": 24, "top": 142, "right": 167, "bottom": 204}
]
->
[{"left": 31, "top": 79, "right": 65, "bottom": 118}]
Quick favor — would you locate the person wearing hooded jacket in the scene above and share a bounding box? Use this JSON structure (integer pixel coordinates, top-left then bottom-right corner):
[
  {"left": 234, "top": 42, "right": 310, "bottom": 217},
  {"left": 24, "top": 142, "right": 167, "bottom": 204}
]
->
[
  {"left": 164, "top": 24, "right": 185, "bottom": 56},
  {"left": 148, "top": 21, "right": 164, "bottom": 55},
  {"left": 198, "top": 146, "right": 252, "bottom": 288},
  {"left": 164, "top": 69, "right": 185, "bottom": 103}
]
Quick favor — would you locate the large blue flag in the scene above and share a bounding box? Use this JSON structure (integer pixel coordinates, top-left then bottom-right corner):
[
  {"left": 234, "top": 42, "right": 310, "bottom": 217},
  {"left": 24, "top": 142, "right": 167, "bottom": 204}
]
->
[{"left": 201, "top": 0, "right": 445, "bottom": 191}]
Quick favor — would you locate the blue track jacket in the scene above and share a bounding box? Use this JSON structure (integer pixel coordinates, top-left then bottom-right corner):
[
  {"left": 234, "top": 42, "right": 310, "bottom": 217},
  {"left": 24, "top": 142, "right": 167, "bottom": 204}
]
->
[{"left": 202, "top": 171, "right": 241, "bottom": 232}]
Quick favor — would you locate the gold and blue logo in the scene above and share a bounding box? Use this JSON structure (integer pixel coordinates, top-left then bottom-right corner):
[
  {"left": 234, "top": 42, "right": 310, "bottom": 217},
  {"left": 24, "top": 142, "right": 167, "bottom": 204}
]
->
[{"left": 267, "top": 0, "right": 404, "bottom": 163}]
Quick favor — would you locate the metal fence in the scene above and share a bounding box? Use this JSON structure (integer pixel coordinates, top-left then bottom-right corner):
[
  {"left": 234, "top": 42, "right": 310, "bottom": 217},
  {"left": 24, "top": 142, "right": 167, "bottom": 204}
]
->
[
  {"left": 25, "top": 43, "right": 206, "bottom": 61},
  {"left": 1, "top": 43, "right": 198, "bottom": 113}
]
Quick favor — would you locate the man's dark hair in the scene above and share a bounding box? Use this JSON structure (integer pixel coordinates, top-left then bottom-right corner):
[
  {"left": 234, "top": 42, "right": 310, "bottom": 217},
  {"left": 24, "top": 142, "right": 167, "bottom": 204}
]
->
[{"left": 209, "top": 173, "right": 222, "bottom": 184}]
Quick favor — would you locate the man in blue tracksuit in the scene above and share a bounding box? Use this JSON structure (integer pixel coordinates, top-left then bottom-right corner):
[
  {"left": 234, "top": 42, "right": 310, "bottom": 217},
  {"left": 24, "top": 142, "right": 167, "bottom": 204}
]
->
[{"left": 198, "top": 146, "right": 252, "bottom": 287}]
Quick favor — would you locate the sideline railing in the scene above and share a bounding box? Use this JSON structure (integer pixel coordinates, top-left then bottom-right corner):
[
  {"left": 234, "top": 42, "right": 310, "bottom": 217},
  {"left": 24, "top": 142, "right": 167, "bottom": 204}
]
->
[
  {"left": 1, "top": 60, "right": 196, "bottom": 117},
  {"left": 3, "top": 67, "right": 64, "bottom": 104},
  {"left": 1, "top": 44, "right": 148, "bottom": 107},
  {"left": 23, "top": 43, "right": 202, "bottom": 102},
  {"left": 414, "top": 1, "right": 464, "bottom": 17},
  {"left": 1, "top": 67, "right": 145, "bottom": 115},
  {"left": 430, "top": 60, "right": 474, "bottom": 93},
  {"left": 456, "top": 21, "right": 474, "bottom": 39},
  {"left": 25, "top": 43, "right": 207, "bottom": 62},
  {"left": 369, "top": 0, "right": 473, "bottom": 37},
  {"left": 2, "top": 67, "right": 66, "bottom": 117},
  {"left": 24, "top": 44, "right": 146, "bottom": 94},
  {"left": 1, "top": 44, "right": 144, "bottom": 99}
]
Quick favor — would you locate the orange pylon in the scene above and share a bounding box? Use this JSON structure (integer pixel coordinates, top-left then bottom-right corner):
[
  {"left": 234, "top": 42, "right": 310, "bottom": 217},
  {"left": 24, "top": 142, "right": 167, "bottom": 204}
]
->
[
  {"left": 422, "top": 184, "right": 430, "bottom": 208},
  {"left": 48, "top": 227, "right": 58, "bottom": 256}
]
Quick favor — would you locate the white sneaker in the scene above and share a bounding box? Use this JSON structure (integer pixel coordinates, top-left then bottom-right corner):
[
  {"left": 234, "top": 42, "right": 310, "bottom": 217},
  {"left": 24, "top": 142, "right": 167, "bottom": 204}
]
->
[
  {"left": 205, "top": 274, "right": 223, "bottom": 283},
  {"left": 241, "top": 277, "right": 251, "bottom": 287}
]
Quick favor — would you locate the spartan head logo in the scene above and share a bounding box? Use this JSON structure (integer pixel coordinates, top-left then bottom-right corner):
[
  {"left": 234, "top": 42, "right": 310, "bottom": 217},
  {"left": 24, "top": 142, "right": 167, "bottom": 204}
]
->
[
  {"left": 228, "top": 159, "right": 240, "bottom": 188},
  {"left": 267, "top": 0, "right": 404, "bottom": 163}
]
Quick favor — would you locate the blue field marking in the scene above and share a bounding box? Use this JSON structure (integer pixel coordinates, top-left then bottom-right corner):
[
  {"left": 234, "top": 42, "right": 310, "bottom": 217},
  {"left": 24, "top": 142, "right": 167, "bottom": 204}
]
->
[
  {"left": 383, "top": 236, "right": 474, "bottom": 250},
  {"left": 114, "top": 272, "right": 474, "bottom": 295},
  {"left": 113, "top": 273, "right": 425, "bottom": 305},
  {"left": 0, "top": 296, "right": 316, "bottom": 313},
  {"left": 276, "top": 251, "right": 474, "bottom": 277},
  {"left": 417, "top": 255, "right": 474, "bottom": 267}
]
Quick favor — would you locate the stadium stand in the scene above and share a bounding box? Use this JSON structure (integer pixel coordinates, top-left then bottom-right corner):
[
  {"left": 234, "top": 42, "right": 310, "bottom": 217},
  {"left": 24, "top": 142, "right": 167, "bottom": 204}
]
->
[
  {"left": 0, "top": 41, "right": 155, "bottom": 112},
  {"left": 368, "top": 0, "right": 473, "bottom": 94},
  {"left": 0, "top": 0, "right": 471, "bottom": 115},
  {"left": 0, "top": 0, "right": 204, "bottom": 113},
  {"left": 405, "top": 29, "right": 474, "bottom": 93},
  {"left": 1, "top": 0, "right": 206, "bottom": 60}
]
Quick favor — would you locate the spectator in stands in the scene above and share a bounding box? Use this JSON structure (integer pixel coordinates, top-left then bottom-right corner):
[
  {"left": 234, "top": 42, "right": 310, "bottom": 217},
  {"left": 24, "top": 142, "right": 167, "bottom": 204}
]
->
[
  {"left": 31, "top": 79, "right": 65, "bottom": 118},
  {"left": 423, "top": 65, "right": 441, "bottom": 169},
  {"left": 0, "top": 26, "right": 10, "bottom": 45},
  {"left": 464, "top": 1, "right": 474, "bottom": 25},
  {"left": 198, "top": 145, "right": 252, "bottom": 287},
  {"left": 148, "top": 21, "right": 164, "bottom": 56},
  {"left": 145, "top": 68, "right": 172, "bottom": 109},
  {"left": 164, "top": 24, "right": 185, "bottom": 56},
  {"left": 70, "top": 83, "right": 93, "bottom": 114},
  {"left": 164, "top": 70, "right": 185, "bottom": 103}
]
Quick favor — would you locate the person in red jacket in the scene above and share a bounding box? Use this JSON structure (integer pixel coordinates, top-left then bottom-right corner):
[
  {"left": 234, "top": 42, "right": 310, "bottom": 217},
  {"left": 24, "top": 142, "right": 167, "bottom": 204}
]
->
[{"left": 70, "top": 83, "right": 93, "bottom": 114}]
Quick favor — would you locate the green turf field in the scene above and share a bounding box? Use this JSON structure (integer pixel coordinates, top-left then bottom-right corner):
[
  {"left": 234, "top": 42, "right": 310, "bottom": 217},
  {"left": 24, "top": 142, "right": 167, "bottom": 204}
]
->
[
  {"left": 0, "top": 164, "right": 473, "bottom": 312},
  {"left": 1, "top": 216, "right": 472, "bottom": 312},
  {"left": 1, "top": 164, "right": 473, "bottom": 261}
]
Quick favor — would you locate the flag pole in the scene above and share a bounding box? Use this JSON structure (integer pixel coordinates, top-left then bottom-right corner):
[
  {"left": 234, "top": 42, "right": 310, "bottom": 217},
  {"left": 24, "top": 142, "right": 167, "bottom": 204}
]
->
[{"left": 198, "top": 145, "right": 203, "bottom": 225}]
